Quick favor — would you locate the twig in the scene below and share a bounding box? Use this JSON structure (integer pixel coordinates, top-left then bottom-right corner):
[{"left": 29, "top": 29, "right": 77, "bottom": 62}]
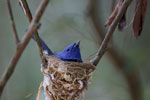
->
[
  {"left": 36, "top": 82, "right": 43, "bottom": 100},
  {"left": 90, "top": 0, "right": 132, "bottom": 66},
  {"left": 19, "top": 0, "right": 43, "bottom": 58},
  {"left": 7, "top": 0, "right": 20, "bottom": 45},
  {"left": 0, "top": 0, "right": 49, "bottom": 98}
]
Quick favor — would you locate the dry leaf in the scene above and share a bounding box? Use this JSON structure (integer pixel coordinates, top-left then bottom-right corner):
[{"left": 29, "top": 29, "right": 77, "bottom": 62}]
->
[
  {"left": 63, "top": 84, "right": 71, "bottom": 88},
  {"left": 133, "top": 0, "right": 147, "bottom": 38},
  {"left": 105, "top": 0, "right": 123, "bottom": 26},
  {"left": 118, "top": 11, "right": 126, "bottom": 31}
]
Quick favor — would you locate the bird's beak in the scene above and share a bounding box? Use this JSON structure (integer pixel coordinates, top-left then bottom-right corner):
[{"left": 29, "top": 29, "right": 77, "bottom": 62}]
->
[{"left": 76, "top": 40, "right": 80, "bottom": 46}]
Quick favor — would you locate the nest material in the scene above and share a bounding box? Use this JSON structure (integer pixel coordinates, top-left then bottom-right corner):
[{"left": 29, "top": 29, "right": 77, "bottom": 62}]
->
[{"left": 41, "top": 55, "right": 96, "bottom": 100}]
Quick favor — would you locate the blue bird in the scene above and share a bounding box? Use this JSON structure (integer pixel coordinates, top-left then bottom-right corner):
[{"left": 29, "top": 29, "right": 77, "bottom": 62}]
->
[{"left": 32, "top": 36, "right": 82, "bottom": 62}]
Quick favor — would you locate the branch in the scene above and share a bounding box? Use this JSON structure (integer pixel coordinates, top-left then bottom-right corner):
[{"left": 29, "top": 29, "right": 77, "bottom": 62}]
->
[
  {"left": 90, "top": 0, "right": 132, "bottom": 66},
  {"left": 0, "top": 0, "right": 49, "bottom": 98},
  {"left": 7, "top": 0, "right": 20, "bottom": 45},
  {"left": 89, "top": 1, "right": 142, "bottom": 100},
  {"left": 19, "top": 0, "right": 43, "bottom": 58},
  {"left": 89, "top": 0, "right": 124, "bottom": 68}
]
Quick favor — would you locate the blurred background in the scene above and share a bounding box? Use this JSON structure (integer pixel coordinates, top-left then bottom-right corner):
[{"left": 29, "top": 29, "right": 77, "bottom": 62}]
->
[{"left": 0, "top": 0, "right": 150, "bottom": 100}]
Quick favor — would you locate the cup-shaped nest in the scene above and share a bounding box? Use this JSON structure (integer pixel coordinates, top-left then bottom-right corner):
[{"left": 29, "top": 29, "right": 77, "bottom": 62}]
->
[{"left": 41, "top": 55, "right": 96, "bottom": 100}]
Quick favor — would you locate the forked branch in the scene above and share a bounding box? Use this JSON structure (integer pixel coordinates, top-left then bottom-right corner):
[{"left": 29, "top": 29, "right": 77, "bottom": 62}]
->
[{"left": 0, "top": 0, "right": 49, "bottom": 98}]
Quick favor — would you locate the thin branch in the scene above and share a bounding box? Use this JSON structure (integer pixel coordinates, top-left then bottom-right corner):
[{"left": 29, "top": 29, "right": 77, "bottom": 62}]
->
[
  {"left": 90, "top": 0, "right": 132, "bottom": 66},
  {"left": 7, "top": 0, "right": 20, "bottom": 45},
  {"left": 89, "top": 0, "right": 124, "bottom": 68},
  {"left": 0, "top": 0, "right": 49, "bottom": 98},
  {"left": 19, "top": 0, "right": 43, "bottom": 58},
  {"left": 36, "top": 82, "right": 43, "bottom": 100}
]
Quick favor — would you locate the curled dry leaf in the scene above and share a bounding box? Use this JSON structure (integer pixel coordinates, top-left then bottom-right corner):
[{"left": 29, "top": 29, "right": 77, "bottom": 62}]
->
[
  {"left": 105, "top": 0, "right": 123, "bottom": 26},
  {"left": 105, "top": 0, "right": 128, "bottom": 31},
  {"left": 133, "top": 0, "right": 147, "bottom": 38}
]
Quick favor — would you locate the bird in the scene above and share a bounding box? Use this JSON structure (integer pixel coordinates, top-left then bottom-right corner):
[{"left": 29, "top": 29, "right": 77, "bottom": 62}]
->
[{"left": 32, "top": 36, "right": 82, "bottom": 62}]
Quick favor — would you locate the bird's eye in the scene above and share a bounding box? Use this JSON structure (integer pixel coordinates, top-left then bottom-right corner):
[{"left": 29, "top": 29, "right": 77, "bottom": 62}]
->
[{"left": 66, "top": 49, "right": 70, "bottom": 52}]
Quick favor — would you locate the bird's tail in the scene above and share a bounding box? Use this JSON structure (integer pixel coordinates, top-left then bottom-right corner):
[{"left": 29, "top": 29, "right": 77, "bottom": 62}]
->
[
  {"left": 25, "top": 29, "right": 53, "bottom": 55},
  {"left": 32, "top": 35, "right": 53, "bottom": 55}
]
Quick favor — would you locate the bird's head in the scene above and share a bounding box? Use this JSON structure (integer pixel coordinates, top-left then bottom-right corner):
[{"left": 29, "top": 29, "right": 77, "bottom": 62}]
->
[{"left": 54, "top": 41, "right": 82, "bottom": 62}]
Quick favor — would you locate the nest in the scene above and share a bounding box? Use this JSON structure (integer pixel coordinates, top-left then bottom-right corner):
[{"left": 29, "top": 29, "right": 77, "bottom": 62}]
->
[{"left": 41, "top": 55, "right": 96, "bottom": 100}]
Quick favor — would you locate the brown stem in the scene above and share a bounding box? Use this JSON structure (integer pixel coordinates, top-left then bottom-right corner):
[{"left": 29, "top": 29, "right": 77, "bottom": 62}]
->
[
  {"left": 90, "top": 0, "right": 132, "bottom": 66},
  {"left": 7, "top": 0, "right": 20, "bottom": 45},
  {"left": 19, "top": 0, "right": 44, "bottom": 58},
  {"left": 89, "top": 0, "right": 124, "bottom": 67},
  {"left": 0, "top": 0, "right": 49, "bottom": 98},
  {"left": 36, "top": 82, "right": 43, "bottom": 100}
]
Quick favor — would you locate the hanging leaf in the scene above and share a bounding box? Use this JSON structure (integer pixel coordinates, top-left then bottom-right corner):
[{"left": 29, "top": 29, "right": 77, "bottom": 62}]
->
[
  {"left": 117, "top": 0, "right": 127, "bottom": 31},
  {"left": 118, "top": 12, "right": 126, "bottom": 31},
  {"left": 105, "top": 0, "right": 123, "bottom": 27},
  {"left": 132, "top": 0, "right": 147, "bottom": 38}
]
